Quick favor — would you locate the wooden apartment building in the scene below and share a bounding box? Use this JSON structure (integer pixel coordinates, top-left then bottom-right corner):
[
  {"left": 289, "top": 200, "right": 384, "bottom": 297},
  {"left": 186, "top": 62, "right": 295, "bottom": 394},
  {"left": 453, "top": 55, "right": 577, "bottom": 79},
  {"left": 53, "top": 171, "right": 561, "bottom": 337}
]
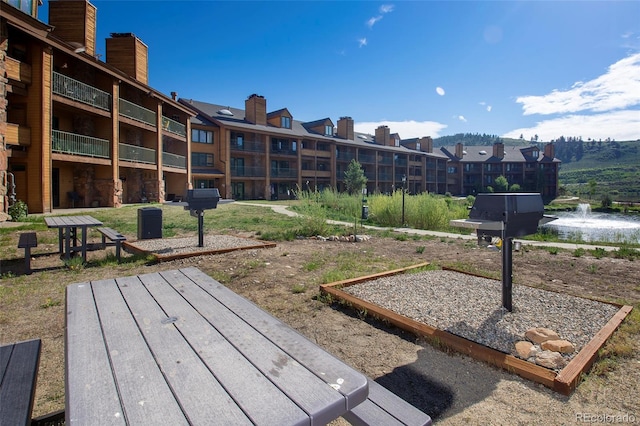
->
[
  {"left": 1, "top": 0, "right": 194, "bottom": 215},
  {"left": 1, "top": 0, "right": 560, "bottom": 217},
  {"left": 180, "top": 95, "right": 559, "bottom": 201}
]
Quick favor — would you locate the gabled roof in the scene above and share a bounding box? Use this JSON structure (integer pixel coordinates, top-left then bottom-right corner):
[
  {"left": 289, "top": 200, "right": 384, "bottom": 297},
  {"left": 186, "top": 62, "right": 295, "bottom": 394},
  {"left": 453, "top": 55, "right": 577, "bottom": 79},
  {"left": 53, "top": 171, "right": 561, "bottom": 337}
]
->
[
  {"left": 442, "top": 145, "right": 560, "bottom": 163},
  {"left": 179, "top": 98, "right": 448, "bottom": 159}
]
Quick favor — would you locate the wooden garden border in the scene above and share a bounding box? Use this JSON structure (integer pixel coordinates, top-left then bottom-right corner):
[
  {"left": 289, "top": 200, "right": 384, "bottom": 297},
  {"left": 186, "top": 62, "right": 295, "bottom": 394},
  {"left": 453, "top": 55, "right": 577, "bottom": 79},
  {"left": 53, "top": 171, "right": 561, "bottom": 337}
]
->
[
  {"left": 320, "top": 263, "right": 632, "bottom": 395},
  {"left": 123, "top": 238, "right": 276, "bottom": 262}
]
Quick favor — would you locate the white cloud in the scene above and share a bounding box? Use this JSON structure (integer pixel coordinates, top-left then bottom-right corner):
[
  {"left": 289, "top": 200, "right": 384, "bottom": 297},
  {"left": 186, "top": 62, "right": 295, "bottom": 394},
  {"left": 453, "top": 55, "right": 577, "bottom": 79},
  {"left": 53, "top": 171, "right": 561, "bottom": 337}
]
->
[
  {"left": 366, "top": 4, "right": 394, "bottom": 28},
  {"left": 458, "top": 115, "right": 467, "bottom": 122},
  {"left": 502, "top": 110, "right": 640, "bottom": 142},
  {"left": 358, "top": 38, "right": 367, "bottom": 48},
  {"left": 487, "top": 105, "right": 492, "bottom": 112},
  {"left": 367, "top": 16, "right": 382, "bottom": 28},
  {"left": 354, "top": 120, "right": 448, "bottom": 139},
  {"left": 516, "top": 52, "right": 640, "bottom": 115},
  {"left": 436, "top": 87, "right": 445, "bottom": 96},
  {"left": 479, "top": 101, "right": 492, "bottom": 112},
  {"left": 379, "top": 4, "right": 395, "bottom": 14}
]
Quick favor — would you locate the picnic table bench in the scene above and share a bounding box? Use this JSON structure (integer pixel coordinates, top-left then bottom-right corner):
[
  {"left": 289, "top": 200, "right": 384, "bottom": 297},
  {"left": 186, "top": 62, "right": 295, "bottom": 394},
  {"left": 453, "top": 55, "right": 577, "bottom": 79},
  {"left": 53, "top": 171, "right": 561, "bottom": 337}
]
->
[
  {"left": 0, "top": 339, "right": 42, "bottom": 426},
  {"left": 97, "top": 227, "right": 126, "bottom": 262},
  {"left": 344, "top": 378, "right": 432, "bottom": 425},
  {"left": 17, "top": 232, "right": 38, "bottom": 274}
]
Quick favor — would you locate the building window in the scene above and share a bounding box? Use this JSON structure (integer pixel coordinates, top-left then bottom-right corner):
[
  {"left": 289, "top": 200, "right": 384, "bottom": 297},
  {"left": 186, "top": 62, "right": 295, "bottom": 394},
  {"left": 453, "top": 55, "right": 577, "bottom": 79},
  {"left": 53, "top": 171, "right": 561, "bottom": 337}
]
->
[
  {"left": 447, "top": 166, "right": 457, "bottom": 174},
  {"left": 325, "top": 125, "right": 333, "bottom": 136},
  {"left": 281, "top": 116, "right": 291, "bottom": 129},
  {"left": 192, "top": 129, "right": 213, "bottom": 144},
  {"left": 231, "top": 132, "right": 244, "bottom": 148},
  {"left": 192, "top": 152, "right": 214, "bottom": 167},
  {"left": 194, "top": 179, "right": 216, "bottom": 189},
  {"left": 416, "top": 142, "right": 421, "bottom": 150}
]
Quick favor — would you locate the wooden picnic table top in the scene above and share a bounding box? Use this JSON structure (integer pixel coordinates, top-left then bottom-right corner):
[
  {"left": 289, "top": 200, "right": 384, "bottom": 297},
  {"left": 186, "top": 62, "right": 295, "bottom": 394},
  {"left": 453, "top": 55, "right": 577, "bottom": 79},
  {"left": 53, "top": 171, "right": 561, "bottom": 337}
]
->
[
  {"left": 65, "top": 267, "right": 369, "bottom": 425},
  {"left": 44, "top": 215, "right": 103, "bottom": 228}
]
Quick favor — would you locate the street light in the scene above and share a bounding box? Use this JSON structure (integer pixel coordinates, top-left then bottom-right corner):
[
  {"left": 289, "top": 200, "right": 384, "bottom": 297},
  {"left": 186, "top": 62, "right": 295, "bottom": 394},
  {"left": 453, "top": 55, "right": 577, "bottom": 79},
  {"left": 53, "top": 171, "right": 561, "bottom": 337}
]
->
[{"left": 401, "top": 174, "right": 406, "bottom": 226}]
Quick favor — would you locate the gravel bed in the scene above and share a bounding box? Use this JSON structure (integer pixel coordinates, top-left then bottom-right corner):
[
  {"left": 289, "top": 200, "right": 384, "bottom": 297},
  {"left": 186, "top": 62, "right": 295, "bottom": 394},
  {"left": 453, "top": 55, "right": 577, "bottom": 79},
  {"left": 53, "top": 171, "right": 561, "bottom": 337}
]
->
[
  {"left": 127, "top": 235, "right": 266, "bottom": 256},
  {"left": 343, "top": 270, "right": 620, "bottom": 361}
]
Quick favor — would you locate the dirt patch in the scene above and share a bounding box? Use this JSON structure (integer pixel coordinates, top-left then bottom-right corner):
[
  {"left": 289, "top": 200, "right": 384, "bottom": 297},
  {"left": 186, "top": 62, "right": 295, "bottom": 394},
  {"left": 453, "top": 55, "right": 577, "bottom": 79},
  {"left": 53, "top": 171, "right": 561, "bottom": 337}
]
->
[{"left": 2, "top": 233, "right": 639, "bottom": 424}]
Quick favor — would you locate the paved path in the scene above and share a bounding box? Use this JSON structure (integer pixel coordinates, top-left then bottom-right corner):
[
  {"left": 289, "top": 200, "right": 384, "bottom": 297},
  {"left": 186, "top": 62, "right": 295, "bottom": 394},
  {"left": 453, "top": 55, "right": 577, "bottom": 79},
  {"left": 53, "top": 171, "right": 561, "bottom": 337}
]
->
[{"left": 239, "top": 202, "right": 619, "bottom": 252}]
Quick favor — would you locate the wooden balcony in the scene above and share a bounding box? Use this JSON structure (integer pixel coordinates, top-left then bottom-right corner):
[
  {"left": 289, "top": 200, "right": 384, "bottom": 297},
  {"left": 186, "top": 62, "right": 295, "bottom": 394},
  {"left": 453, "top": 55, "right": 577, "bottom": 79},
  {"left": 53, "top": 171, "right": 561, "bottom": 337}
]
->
[
  {"left": 5, "top": 123, "right": 30, "bottom": 146},
  {"left": 5, "top": 57, "right": 31, "bottom": 84}
]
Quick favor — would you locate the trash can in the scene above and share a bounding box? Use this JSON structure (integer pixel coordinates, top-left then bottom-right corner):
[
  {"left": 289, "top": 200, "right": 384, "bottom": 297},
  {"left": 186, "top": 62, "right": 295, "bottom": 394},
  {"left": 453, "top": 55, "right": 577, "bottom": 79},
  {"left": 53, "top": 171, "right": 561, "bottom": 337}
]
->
[
  {"left": 361, "top": 205, "right": 369, "bottom": 220},
  {"left": 138, "top": 207, "right": 162, "bottom": 239}
]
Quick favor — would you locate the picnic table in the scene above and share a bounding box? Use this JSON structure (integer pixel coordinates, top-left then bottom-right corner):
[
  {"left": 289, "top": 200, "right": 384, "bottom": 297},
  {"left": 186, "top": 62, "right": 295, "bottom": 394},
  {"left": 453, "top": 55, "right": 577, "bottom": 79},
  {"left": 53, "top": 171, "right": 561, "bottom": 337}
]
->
[
  {"left": 44, "top": 215, "right": 103, "bottom": 262},
  {"left": 65, "top": 267, "right": 369, "bottom": 425}
]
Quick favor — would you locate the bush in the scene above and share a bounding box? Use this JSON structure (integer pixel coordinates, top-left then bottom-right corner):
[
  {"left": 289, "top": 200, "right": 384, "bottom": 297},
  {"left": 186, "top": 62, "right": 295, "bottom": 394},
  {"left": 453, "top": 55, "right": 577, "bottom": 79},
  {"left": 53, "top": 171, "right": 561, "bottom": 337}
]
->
[{"left": 8, "top": 200, "right": 28, "bottom": 221}]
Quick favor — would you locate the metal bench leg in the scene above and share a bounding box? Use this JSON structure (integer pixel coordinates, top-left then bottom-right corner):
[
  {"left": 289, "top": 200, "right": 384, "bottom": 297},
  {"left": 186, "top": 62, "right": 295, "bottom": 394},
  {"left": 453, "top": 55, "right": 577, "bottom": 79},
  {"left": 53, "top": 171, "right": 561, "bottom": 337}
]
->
[
  {"left": 24, "top": 246, "right": 32, "bottom": 275},
  {"left": 115, "top": 241, "right": 121, "bottom": 262}
]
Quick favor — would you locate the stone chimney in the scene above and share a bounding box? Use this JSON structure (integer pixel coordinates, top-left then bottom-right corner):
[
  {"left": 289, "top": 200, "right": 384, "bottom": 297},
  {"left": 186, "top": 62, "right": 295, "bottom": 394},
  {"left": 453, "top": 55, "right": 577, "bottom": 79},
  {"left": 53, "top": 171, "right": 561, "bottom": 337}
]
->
[
  {"left": 106, "top": 33, "right": 149, "bottom": 84},
  {"left": 418, "top": 136, "right": 433, "bottom": 153},
  {"left": 245, "top": 94, "right": 267, "bottom": 125},
  {"left": 48, "top": 0, "right": 97, "bottom": 57},
  {"left": 171, "top": 92, "right": 177, "bottom": 101},
  {"left": 375, "top": 125, "right": 391, "bottom": 146},
  {"left": 493, "top": 142, "right": 505, "bottom": 158},
  {"left": 337, "top": 116, "right": 354, "bottom": 140},
  {"left": 455, "top": 143, "right": 464, "bottom": 158},
  {"left": 544, "top": 142, "right": 555, "bottom": 158}
]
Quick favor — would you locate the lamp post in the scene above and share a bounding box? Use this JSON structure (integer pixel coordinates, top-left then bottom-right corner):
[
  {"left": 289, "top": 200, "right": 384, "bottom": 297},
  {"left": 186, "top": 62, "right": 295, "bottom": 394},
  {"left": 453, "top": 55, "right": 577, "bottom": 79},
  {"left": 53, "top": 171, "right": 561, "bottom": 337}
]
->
[{"left": 401, "top": 174, "right": 406, "bottom": 226}]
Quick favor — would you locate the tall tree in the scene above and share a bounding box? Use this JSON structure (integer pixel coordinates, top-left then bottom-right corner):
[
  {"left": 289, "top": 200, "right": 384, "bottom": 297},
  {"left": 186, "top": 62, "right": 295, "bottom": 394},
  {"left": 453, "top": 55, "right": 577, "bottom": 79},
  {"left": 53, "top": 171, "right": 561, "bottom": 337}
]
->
[{"left": 344, "top": 159, "right": 367, "bottom": 195}]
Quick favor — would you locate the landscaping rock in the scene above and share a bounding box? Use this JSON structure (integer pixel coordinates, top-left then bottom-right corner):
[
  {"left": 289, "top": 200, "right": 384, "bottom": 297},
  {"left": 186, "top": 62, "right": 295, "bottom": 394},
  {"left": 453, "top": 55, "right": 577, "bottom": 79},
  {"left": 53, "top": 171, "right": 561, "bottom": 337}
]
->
[
  {"left": 535, "top": 350, "right": 567, "bottom": 369},
  {"left": 515, "top": 341, "right": 535, "bottom": 358},
  {"left": 525, "top": 327, "right": 560, "bottom": 344},
  {"left": 541, "top": 339, "right": 575, "bottom": 353}
]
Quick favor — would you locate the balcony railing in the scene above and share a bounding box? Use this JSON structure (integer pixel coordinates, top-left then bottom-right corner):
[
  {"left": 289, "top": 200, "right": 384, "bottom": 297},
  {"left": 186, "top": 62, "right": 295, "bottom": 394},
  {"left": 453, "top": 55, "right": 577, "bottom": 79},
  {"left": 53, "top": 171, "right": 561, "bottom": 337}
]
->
[
  {"left": 231, "top": 166, "right": 266, "bottom": 177},
  {"left": 163, "top": 152, "right": 186, "bottom": 169},
  {"left": 378, "top": 156, "right": 392, "bottom": 165},
  {"left": 6, "top": 56, "right": 31, "bottom": 84},
  {"left": 53, "top": 72, "right": 111, "bottom": 111},
  {"left": 119, "top": 99, "right": 156, "bottom": 127},
  {"left": 358, "top": 153, "right": 376, "bottom": 163},
  {"left": 230, "top": 141, "right": 264, "bottom": 152},
  {"left": 119, "top": 143, "right": 156, "bottom": 164},
  {"left": 271, "top": 169, "right": 298, "bottom": 178},
  {"left": 161, "top": 116, "right": 186, "bottom": 137},
  {"left": 6, "top": 123, "right": 30, "bottom": 146},
  {"left": 52, "top": 130, "right": 110, "bottom": 158}
]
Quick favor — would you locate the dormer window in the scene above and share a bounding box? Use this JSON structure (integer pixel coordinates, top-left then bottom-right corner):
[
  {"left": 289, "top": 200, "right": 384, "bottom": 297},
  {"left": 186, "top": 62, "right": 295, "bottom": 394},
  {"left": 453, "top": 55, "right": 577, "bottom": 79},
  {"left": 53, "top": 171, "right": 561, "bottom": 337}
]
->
[
  {"left": 394, "top": 138, "right": 400, "bottom": 147},
  {"left": 416, "top": 142, "right": 421, "bottom": 150},
  {"left": 325, "top": 125, "right": 333, "bottom": 136},
  {"left": 281, "top": 116, "right": 291, "bottom": 129}
]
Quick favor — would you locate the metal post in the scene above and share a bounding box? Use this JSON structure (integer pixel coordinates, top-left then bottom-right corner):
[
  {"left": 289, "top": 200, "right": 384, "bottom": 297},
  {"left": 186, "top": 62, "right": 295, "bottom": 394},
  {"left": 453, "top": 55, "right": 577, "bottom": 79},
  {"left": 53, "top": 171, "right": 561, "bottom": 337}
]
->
[
  {"left": 401, "top": 174, "right": 406, "bottom": 226},
  {"left": 502, "top": 233, "right": 513, "bottom": 312},
  {"left": 197, "top": 210, "right": 204, "bottom": 247}
]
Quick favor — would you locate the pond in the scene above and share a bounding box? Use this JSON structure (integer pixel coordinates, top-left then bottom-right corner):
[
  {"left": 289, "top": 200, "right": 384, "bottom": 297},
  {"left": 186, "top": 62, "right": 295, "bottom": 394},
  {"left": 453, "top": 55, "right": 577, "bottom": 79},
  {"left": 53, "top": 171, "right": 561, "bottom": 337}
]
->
[{"left": 542, "top": 204, "right": 640, "bottom": 244}]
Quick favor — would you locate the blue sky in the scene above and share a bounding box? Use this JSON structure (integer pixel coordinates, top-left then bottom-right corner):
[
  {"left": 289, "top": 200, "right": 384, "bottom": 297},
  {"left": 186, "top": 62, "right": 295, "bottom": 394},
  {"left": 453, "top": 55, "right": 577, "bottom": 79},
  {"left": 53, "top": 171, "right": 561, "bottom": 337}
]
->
[{"left": 40, "top": 1, "right": 640, "bottom": 142}]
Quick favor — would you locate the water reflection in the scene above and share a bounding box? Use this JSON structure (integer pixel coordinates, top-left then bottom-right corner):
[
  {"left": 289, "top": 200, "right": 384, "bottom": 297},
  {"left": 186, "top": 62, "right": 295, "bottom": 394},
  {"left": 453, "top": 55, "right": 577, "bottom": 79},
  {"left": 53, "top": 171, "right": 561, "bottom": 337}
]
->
[{"left": 542, "top": 204, "right": 640, "bottom": 244}]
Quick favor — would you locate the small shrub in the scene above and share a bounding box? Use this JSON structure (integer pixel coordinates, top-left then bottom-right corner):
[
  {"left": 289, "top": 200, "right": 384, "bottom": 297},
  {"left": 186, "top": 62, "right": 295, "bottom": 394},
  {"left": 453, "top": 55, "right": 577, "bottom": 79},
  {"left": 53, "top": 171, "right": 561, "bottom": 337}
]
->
[
  {"left": 8, "top": 200, "right": 28, "bottom": 221},
  {"left": 591, "top": 247, "right": 607, "bottom": 259},
  {"left": 416, "top": 246, "right": 425, "bottom": 254},
  {"left": 64, "top": 256, "right": 85, "bottom": 271},
  {"left": 588, "top": 264, "right": 598, "bottom": 274},
  {"left": 291, "top": 284, "right": 306, "bottom": 294},
  {"left": 573, "top": 248, "right": 585, "bottom": 257},
  {"left": 547, "top": 247, "right": 559, "bottom": 255},
  {"left": 394, "top": 233, "right": 408, "bottom": 242}
]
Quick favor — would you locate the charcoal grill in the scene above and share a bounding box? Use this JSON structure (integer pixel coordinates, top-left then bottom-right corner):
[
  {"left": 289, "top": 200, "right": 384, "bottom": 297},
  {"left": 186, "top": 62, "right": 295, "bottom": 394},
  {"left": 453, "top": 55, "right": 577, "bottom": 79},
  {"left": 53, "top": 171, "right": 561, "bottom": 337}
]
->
[
  {"left": 184, "top": 188, "right": 221, "bottom": 247},
  {"left": 450, "top": 193, "right": 556, "bottom": 311}
]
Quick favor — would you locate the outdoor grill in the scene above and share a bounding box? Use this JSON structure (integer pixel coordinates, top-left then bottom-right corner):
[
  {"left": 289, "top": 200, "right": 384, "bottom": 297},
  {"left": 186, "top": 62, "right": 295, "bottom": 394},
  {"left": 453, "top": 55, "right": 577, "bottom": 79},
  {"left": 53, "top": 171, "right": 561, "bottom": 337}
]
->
[
  {"left": 450, "top": 193, "right": 556, "bottom": 311},
  {"left": 184, "top": 188, "right": 221, "bottom": 247}
]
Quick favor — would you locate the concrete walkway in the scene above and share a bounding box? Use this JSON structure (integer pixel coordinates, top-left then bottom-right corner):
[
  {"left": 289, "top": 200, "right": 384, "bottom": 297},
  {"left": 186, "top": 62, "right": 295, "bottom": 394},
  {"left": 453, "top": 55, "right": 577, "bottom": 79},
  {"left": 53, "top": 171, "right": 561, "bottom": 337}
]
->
[{"left": 238, "top": 202, "right": 620, "bottom": 252}]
